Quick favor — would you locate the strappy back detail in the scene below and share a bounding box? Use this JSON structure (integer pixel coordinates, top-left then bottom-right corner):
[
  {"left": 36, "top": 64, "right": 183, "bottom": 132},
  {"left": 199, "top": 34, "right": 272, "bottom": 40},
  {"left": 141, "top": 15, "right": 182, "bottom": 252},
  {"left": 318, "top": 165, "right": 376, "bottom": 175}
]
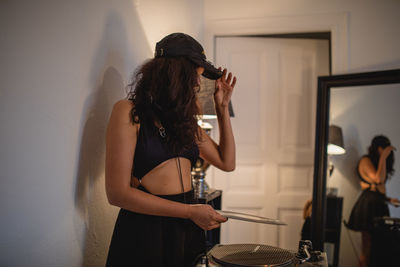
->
[{"left": 132, "top": 119, "right": 199, "bottom": 180}]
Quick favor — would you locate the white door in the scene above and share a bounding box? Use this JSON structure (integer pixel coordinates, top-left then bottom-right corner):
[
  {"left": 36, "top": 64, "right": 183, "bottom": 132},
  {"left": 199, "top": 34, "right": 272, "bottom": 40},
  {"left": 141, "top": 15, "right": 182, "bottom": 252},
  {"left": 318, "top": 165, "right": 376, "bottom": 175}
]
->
[{"left": 209, "top": 37, "right": 330, "bottom": 251}]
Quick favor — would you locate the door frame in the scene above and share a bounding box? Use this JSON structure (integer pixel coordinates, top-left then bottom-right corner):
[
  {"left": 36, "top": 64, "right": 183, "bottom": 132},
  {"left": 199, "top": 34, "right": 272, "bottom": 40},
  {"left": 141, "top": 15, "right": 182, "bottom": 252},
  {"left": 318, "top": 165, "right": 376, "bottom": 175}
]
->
[
  {"left": 204, "top": 13, "right": 348, "bottom": 74},
  {"left": 204, "top": 13, "right": 349, "bottom": 250}
]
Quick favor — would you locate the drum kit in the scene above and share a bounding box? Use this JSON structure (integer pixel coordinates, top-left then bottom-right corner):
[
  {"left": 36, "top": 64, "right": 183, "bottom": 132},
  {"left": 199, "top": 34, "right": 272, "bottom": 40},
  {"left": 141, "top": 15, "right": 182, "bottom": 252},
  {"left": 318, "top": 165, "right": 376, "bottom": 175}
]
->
[{"left": 195, "top": 210, "right": 328, "bottom": 267}]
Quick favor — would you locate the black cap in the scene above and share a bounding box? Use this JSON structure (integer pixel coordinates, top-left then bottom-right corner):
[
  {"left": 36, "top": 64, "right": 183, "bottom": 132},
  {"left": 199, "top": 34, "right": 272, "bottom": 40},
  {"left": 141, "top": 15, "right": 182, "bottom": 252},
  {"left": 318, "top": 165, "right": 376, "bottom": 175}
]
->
[{"left": 155, "top": 33, "right": 223, "bottom": 80}]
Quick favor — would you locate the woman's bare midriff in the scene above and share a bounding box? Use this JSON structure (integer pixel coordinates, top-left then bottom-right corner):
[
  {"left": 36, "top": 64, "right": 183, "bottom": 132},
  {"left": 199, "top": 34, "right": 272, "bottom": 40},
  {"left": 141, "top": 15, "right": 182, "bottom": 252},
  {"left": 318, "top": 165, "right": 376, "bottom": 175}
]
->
[
  {"left": 360, "top": 181, "right": 386, "bottom": 194},
  {"left": 131, "top": 157, "right": 194, "bottom": 195}
]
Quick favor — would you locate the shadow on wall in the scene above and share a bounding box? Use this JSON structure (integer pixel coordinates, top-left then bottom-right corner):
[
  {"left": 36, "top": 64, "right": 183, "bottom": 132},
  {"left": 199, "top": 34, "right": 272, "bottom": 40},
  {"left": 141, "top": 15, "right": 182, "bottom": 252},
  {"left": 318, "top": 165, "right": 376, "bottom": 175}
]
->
[
  {"left": 76, "top": 66, "right": 124, "bottom": 265},
  {"left": 74, "top": 6, "right": 150, "bottom": 267}
]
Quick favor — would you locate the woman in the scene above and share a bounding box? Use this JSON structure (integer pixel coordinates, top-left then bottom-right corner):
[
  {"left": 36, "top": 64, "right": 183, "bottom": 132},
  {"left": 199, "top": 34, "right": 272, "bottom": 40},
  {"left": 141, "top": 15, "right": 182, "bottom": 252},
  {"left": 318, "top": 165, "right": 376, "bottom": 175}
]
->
[
  {"left": 347, "top": 135, "right": 399, "bottom": 267},
  {"left": 105, "top": 33, "right": 236, "bottom": 266}
]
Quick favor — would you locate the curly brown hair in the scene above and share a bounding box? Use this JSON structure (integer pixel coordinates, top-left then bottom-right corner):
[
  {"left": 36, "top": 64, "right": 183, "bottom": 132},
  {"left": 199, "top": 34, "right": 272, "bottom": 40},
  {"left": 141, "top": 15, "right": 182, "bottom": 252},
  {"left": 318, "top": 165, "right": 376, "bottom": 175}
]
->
[
  {"left": 127, "top": 56, "right": 201, "bottom": 153},
  {"left": 368, "top": 135, "right": 395, "bottom": 178}
]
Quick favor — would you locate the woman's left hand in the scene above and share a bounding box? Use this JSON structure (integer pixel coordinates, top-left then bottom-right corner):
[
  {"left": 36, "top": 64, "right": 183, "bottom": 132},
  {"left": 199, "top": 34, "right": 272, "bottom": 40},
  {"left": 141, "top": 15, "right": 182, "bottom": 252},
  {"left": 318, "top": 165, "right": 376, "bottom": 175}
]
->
[
  {"left": 390, "top": 198, "right": 400, "bottom": 207},
  {"left": 214, "top": 68, "right": 236, "bottom": 109}
]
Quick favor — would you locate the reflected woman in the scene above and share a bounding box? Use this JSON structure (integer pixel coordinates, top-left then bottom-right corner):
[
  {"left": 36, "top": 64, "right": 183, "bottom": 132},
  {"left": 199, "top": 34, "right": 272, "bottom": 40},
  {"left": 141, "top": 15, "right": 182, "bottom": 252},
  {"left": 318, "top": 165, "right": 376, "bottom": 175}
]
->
[{"left": 347, "top": 135, "right": 399, "bottom": 267}]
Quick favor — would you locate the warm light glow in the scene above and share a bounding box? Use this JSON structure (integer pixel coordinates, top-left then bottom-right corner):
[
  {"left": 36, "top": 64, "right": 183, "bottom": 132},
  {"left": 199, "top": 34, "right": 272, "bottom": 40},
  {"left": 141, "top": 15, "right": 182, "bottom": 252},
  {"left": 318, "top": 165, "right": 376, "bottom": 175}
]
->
[
  {"left": 197, "top": 119, "right": 213, "bottom": 130},
  {"left": 327, "top": 144, "right": 346, "bottom": 155},
  {"left": 201, "top": 115, "right": 217, "bottom": 120}
]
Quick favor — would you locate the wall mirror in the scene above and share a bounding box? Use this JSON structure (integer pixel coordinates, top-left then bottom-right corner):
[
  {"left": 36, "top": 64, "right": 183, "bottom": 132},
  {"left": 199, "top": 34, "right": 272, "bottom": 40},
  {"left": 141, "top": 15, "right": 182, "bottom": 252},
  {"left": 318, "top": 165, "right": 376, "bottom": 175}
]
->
[{"left": 311, "top": 69, "right": 400, "bottom": 266}]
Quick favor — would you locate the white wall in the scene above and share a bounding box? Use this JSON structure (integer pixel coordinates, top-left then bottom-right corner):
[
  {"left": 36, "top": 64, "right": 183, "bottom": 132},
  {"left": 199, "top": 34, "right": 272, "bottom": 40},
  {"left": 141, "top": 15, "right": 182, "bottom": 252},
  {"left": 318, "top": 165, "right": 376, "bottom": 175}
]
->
[
  {"left": 135, "top": 0, "right": 204, "bottom": 47},
  {"left": 0, "top": 0, "right": 203, "bottom": 266}
]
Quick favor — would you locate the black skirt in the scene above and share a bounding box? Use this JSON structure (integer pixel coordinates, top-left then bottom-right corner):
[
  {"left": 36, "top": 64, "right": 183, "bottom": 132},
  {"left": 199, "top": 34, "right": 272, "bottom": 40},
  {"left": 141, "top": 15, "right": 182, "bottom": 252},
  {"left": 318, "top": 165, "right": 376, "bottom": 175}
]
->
[
  {"left": 106, "top": 186, "right": 205, "bottom": 267},
  {"left": 347, "top": 189, "right": 389, "bottom": 233}
]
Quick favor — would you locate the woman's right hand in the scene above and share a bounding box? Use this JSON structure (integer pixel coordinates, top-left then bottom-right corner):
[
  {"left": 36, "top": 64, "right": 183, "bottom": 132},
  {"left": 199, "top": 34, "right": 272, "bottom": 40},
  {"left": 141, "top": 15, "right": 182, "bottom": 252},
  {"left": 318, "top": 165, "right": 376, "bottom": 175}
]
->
[{"left": 188, "top": 204, "right": 228, "bottom": 230}]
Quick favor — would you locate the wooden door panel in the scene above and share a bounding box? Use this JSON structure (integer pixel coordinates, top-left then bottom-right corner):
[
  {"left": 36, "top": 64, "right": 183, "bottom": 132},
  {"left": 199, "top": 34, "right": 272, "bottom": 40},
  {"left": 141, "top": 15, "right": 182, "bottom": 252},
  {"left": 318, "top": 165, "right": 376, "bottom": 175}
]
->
[{"left": 212, "top": 37, "right": 329, "bottom": 249}]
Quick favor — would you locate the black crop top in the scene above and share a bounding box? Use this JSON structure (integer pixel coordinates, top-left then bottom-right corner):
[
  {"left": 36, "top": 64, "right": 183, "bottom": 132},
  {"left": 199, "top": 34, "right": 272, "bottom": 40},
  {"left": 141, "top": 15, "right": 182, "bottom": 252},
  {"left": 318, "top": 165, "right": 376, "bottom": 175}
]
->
[{"left": 132, "top": 119, "right": 199, "bottom": 180}]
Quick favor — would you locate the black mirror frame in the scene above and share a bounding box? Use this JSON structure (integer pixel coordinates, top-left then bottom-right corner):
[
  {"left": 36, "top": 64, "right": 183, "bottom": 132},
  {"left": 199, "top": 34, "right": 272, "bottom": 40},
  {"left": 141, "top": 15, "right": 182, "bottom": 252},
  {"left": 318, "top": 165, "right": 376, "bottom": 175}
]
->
[{"left": 311, "top": 68, "right": 400, "bottom": 251}]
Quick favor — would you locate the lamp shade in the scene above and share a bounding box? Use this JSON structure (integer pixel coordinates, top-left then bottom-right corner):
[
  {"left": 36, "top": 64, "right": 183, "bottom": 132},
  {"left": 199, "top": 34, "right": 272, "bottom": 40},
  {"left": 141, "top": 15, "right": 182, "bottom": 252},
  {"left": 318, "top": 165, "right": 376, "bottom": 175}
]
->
[
  {"left": 328, "top": 125, "right": 345, "bottom": 155},
  {"left": 197, "top": 76, "right": 234, "bottom": 119}
]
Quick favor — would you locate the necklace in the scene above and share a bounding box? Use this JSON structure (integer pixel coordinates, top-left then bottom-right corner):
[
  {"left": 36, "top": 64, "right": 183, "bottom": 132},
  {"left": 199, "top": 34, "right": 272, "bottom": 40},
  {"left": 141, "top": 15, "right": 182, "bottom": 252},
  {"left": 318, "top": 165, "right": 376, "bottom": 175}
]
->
[{"left": 158, "top": 126, "right": 166, "bottom": 138}]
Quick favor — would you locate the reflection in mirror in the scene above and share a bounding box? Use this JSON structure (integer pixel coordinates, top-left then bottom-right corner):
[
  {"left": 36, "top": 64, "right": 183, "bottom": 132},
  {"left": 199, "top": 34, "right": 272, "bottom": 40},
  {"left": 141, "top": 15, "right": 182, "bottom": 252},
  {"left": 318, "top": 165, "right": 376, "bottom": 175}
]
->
[
  {"left": 327, "top": 125, "right": 346, "bottom": 186},
  {"left": 328, "top": 84, "right": 400, "bottom": 267}
]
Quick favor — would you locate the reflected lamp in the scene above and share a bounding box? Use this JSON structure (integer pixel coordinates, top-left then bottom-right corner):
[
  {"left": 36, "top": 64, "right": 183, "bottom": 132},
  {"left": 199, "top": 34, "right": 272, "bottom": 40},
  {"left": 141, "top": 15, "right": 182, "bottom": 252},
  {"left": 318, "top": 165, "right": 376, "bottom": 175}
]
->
[
  {"left": 327, "top": 125, "right": 345, "bottom": 180},
  {"left": 328, "top": 125, "right": 345, "bottom": 155}
]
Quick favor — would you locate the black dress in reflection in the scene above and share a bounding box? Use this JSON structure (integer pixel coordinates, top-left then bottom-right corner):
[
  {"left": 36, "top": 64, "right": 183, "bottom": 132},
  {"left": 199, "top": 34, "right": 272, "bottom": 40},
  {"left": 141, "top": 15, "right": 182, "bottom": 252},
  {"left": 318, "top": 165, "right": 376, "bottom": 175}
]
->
[{"left": 347, "top": 155, "right": 389, "bottom": 233}]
